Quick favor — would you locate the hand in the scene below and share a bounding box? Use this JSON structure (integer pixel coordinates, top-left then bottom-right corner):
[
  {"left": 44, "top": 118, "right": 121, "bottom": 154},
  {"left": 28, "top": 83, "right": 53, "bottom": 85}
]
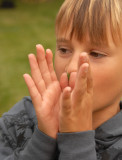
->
[
  {"left": 23, "top": 44, "right": 61, "bottom": 139},
  {"left": 59, "top": 52, "right": 93, "bottom": 133}
]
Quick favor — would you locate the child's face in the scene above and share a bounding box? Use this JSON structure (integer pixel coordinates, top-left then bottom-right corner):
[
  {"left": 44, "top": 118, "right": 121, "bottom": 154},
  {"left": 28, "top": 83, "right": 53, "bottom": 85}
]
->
[{"left": 54, "top": 30, "right": 122, "bottom": 112}]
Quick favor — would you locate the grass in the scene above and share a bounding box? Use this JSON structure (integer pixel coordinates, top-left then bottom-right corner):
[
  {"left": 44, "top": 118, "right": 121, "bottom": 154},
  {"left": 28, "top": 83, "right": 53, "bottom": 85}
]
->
[{"left": 0, "top": 0, "right": 63, "bottom": 116}]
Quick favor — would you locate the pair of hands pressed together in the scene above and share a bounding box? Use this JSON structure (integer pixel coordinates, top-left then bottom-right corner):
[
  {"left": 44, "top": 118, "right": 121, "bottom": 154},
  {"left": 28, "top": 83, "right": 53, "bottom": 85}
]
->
[{"left": 23, "top": 44, "right": 93, "bottom": 139}]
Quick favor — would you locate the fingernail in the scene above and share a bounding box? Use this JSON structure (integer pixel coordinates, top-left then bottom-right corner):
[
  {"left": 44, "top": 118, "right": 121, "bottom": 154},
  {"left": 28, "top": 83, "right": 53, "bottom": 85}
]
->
[
  {"left": 81, "top": 56, "right": 88, "bottom": 62},
  {"left": 36, "top": 44, "right": 43, "bottom": 48},
  {"left": 23, "top": 73, "right": 27, "bottom": 78},
  {"left": 46, "top": 49, "right": 51, "bottom": 53},
  {"left": 80, "top": 52, "right": 88, "bottom": 62},
  {"left": 81, "top": 52, "right": 87, "bottom": 56},
  {"left": 67, "top": 87, "right": 72, "bottom": 92},
  {"left": 28, "top": 54, "right": 33, "bottom": 58},
  {"left": 36, "top": 44, "right": 40, "bottom": 47}
]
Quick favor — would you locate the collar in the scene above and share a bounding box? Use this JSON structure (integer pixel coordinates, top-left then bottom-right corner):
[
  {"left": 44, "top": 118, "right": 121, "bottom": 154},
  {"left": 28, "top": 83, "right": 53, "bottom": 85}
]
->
[
  {"left": 95, "top": 101, "right": 122, "bottom": 150},
  {"left": 95, "top": 101, "right": 122, "bottom": 140}
]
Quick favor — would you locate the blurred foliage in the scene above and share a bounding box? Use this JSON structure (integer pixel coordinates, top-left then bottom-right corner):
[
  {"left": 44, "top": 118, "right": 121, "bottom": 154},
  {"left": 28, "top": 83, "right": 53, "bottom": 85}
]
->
[{"left": 0, "top": 0, "right": 64, "bottom": 116}]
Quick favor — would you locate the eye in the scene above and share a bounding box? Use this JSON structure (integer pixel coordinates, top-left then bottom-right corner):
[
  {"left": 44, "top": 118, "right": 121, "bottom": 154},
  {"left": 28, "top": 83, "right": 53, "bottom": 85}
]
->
[
  {"left": 89, "top": 51, "right": 106, "bottom": 58},
  {"left": 58, "top": 47, "right": 71, "bottom": 55}
]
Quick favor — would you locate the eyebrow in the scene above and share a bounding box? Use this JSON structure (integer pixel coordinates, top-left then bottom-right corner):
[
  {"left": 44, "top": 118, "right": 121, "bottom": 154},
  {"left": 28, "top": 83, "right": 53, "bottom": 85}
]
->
[
  {"left": 56, "top": 38, "right": 110, "bottom": 51},
  {"left": 56, "top": 38, "right": 71, "bottom": 44}
]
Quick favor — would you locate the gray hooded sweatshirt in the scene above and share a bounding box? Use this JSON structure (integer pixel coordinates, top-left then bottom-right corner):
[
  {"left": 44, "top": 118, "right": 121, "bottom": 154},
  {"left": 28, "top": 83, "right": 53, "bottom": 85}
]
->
[{"left": 0, "top": 96, "right": 122, "bottom": 160}]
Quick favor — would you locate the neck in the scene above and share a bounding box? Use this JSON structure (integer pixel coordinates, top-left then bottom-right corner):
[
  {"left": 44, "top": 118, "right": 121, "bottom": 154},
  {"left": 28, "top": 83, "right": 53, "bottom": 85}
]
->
[{"left": 92, "top": 101, "right": 120, "bottom": 130}]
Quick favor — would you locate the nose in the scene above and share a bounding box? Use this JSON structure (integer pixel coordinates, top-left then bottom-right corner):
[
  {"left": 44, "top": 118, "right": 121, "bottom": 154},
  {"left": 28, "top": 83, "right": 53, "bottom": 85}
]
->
[{"left": 65, "top": 53, "right": 80, "bottom": 74}]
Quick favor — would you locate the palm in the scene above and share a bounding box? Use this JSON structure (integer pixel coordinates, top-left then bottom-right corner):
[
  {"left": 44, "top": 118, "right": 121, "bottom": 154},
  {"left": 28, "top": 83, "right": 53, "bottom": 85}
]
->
[{"left": 24, "top": 45, "right": 61, "bottom": 138}]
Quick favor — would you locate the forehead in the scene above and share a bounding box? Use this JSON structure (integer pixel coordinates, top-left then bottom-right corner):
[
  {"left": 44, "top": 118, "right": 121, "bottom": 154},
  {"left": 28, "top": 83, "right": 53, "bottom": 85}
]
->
[
  {"left": 56, "top": 27, "right": 116, "bottom": 49},
  {"left": 56, "top": 0, "right": 122, "bottom": 48}
]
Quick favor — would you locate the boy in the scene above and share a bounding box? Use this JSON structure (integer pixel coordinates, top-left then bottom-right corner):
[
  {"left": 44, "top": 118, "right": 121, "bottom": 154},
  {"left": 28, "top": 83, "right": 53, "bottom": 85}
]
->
[{"left": 0, "top": 0, "right": 122, "bottom": 159}]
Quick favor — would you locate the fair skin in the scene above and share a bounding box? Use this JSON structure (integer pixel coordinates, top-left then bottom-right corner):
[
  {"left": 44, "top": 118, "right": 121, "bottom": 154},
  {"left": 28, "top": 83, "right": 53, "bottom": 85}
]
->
[
  {"left": 55, "top": 31, "right": 122, "bottom": 130},
  {"left": 23, "top": 46, "right": 61, "bottom": 139},
  {"left": 23, "top": 28, "right": 122, "bottom": 139}
]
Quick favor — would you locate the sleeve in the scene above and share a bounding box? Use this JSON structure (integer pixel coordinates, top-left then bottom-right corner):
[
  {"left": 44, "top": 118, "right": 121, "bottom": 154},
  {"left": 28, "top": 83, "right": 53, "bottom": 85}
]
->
[
  {"left": 0, "top": 122, "right": 57, "bottom": 160},
  {"left": 18, "top": 126, "right": 57, "bottom": 160},
  {"left": 57, "top": 130, "right": 97, "bottom": 160},
  {"left": 0, "top": 98, "right": 57, "bottom": 160}
]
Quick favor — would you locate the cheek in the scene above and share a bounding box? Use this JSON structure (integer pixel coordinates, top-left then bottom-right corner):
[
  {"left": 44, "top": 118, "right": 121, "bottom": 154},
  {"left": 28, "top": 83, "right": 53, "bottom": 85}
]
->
[
  {"left": 93, "top": 69, "right": 113, "bottom": 92},
  {"left": 93, "top": 65, "right": 122, "bottom": 92},
  {"left": 54, "top": 56, "right": 66, "bottom": 81},
  {"left": 91, "top": 62, "right": 122, "bottom": 109}
]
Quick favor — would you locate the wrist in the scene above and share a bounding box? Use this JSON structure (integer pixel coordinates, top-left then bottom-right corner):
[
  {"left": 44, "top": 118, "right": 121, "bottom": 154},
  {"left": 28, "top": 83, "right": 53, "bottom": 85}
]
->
[
  {"left": 38, "top": 125, "right": 57, "bottom": 139},
  {"left": 59, "top": 113, "right": 93, "bottom": 133}
]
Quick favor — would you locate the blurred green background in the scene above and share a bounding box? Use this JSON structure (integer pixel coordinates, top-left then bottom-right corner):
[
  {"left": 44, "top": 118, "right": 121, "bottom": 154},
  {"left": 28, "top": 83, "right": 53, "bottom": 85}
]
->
[{"left": 0, "top": 0, "right": 63, "bottom": 116}]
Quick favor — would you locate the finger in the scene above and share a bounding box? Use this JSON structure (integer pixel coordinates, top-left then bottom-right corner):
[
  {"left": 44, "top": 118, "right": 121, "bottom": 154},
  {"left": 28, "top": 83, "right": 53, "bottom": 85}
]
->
[
  {"left": 87, "top": 64, "right": 93, "bottom": 94},
  {"left": 36, "top": 44, "right": 52, "bottom": 87},
  {"left": 73, "top": 63, "right": 89, "bottom": 102},
  {"left": 69, "top": 72, "right": 77, "bottom": 89},
  {"left": 46, "top": 49, "right": 58, "bottom": 81},
  {"left": 61, "top": 87, "right": 72, "bottom": 115},
  {"left": 60, "top": 72, "right": 68, "bottom": 91},
  {"left": 74, "top": 52, "right": 89, "bottom": 95},
  {"left": 78, "top": 52, "right": 93, "bottom": 93},
  {"left": 28, "top": 54, "right": 46, "bottom": 95},
  {"left": 78, "top": 52, "right": 89, "bottom": 69},
  {"left": 23, "top": 74, "right": 42, "bottom": 111}
]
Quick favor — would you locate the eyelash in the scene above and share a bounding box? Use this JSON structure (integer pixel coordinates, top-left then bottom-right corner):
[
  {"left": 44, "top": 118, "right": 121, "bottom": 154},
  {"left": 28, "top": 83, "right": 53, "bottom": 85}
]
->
[
  {"left": 58, "top": 48, "right": 106, "bottom": 58},
  {"left": 58, "top": 48, "right": 71, "bottom": 55},
  {"left": 89, "top": 51, "right": 105, "bottom": 58}
]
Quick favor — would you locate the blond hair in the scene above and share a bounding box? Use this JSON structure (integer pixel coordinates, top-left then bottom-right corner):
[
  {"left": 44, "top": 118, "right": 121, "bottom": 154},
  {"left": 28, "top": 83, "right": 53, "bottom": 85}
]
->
[{"left": 56, "top": 0, "right": 122, "bottom": 46}]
